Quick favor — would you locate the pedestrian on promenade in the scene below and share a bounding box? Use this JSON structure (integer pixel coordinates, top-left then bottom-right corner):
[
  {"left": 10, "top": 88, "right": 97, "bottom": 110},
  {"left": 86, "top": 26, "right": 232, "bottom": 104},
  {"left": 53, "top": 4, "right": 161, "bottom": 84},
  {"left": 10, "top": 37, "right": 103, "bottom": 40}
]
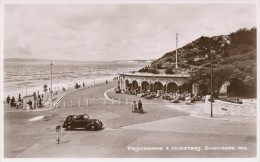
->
[
  {"left": 18, "top": 93, "right": 22, "bottom": 102},
  {"left": 10, "top": 96, "right": 15, "bottom": 107},
  {"left": 28, "top": 100, "right": 33, "bottom": 110},
  {"left": 39, "top": 98, "right": 42, "bottom": 107},
  {"left": 38, "top": 94, "right": 41, "bottom": 100},
  {"left": 132, "top": 101, "right": 138, "bottom": 112},
  {"left": 138, "top": 100, "right": 143, "bottom": 112},
  {"left": 16, "top": 100, "right": 22, "bottom": 109},
  {"left": 6, "top": 95, "right": 10, "bottom": 105}
]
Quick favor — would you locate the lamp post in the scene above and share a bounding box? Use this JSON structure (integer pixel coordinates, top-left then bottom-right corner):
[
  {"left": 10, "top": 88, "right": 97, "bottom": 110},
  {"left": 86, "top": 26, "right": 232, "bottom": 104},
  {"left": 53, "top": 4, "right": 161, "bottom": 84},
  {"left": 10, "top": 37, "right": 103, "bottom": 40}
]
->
[
  {"left": 50, "top": 61, "right": 53, "bottom": 107},
  {"left": 206, "top": 49, "right": 215, "bottom": 117}
]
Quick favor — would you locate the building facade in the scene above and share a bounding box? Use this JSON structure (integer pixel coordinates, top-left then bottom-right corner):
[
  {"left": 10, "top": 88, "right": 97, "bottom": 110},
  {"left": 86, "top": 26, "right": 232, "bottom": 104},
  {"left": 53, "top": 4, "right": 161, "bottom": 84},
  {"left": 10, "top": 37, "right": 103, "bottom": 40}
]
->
[{"left": 119, "top": 73, "right": 190, "bottom": 93}]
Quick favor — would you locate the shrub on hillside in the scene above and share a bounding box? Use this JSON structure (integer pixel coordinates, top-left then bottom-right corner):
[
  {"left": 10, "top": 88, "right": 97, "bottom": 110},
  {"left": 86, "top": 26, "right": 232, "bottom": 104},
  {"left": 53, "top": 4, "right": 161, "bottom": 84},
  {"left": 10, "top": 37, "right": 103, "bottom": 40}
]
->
[
  {"left": 138, "top": 66, "right": 159, "bottom": 74},
  {"left": 165, "top": 67, "right": 174, "bottom": 74}
]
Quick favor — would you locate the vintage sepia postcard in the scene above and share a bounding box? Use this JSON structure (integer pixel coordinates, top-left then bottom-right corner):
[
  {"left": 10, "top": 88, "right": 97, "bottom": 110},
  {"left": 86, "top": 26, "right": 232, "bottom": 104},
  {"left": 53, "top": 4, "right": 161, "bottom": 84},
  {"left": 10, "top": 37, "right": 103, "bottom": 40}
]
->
[{"left": 1, "top": 0, "right": 259, "bottom": 162}]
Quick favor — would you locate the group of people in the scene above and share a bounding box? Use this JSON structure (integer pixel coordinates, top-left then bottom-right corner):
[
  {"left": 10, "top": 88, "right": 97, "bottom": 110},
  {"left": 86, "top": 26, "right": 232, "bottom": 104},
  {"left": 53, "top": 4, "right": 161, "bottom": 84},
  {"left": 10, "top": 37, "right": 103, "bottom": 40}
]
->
[
  {"left": 5, "top": 92, "right": 44, "bottom": 110},
  {"left": 132, "top": 100, "right": 143, "bottom": 113},
  {"left": 125, "top": 87, "right": 139, "bottom": 95},
  {"left": 6, "top": 95, "right": 16, "bottom": 107},
  {"left": 152, "top": 90, "right": 196, "bottom": 103},
  {"left": 124, "top": 88, "right": 201, "bottom": 103}
]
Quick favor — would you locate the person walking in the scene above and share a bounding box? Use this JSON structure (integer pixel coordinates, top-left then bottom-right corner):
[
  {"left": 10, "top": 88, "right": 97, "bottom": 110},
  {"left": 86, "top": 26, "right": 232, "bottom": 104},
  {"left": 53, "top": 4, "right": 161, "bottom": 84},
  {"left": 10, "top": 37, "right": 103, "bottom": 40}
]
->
[
  {"left": 138, "top": 100, "right": 143, "bottom": 112},
  {"left": 6, "top": 95, "right": 10, "bottom": 105},
  {"left": 10, "top": 96, "right": 15, "bottom": 107},
  {"left": 28, "top": 99, "right": 33, "bottom": 110},
  {"left": 132, "top": 101, "right": 138, "bottom": 113}
]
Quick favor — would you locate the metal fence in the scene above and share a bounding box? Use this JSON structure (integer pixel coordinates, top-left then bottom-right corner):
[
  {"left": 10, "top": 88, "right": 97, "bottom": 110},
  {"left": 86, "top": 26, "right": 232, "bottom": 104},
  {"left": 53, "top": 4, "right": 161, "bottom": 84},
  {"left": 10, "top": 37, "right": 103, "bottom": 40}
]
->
[{"left": 56, "top": 97, "right": 130, "bottom": 108}]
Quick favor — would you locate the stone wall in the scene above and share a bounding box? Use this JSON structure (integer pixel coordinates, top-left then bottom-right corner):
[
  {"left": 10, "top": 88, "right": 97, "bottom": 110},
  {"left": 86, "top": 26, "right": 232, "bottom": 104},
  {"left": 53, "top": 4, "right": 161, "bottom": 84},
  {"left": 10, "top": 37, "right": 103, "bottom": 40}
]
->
[{"left": 204, "top": 96, "right": 256, "bottom": 116}]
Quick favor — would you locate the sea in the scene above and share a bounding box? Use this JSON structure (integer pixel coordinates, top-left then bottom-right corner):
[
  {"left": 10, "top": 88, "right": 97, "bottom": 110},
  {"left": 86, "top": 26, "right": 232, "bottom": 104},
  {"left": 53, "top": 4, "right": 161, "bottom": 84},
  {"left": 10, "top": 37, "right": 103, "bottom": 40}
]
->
[{"left": 4, "top": 60, "right": 150, "bottom": 100}]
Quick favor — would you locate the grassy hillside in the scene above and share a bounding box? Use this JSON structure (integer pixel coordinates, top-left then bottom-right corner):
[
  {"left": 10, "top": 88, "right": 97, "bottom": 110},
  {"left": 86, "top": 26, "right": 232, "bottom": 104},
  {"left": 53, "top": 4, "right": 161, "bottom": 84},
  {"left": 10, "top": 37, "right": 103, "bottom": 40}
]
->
[
  {"left": 151, "top": 28, "right": 256, "bottom": 70},
  {"left": 147, "top": 28, "right": 256, "bottom": 97}
]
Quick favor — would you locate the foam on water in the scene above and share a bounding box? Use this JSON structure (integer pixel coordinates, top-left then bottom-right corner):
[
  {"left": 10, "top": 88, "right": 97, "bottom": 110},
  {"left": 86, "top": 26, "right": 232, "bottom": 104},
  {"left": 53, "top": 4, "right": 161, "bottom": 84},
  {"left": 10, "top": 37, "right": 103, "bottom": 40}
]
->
[{"left": 28, "top": 116, "right": 44, "bottom": 121}]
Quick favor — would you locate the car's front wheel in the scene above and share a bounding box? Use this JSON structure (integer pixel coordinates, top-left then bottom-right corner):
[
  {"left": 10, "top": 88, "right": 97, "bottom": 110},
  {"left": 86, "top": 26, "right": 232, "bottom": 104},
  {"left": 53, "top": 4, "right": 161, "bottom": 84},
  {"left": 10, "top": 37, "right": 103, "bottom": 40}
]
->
[
  {"left": 87, "top": 124, "right": 96, "bottom": 131},
  {"left": 67, "top": 124, "right": 73, "bottom": 130}
]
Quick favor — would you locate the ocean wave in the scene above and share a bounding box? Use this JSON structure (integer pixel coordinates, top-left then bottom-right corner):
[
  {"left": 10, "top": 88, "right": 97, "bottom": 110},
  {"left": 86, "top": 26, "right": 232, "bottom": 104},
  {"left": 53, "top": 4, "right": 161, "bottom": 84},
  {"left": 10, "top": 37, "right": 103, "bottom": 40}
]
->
[{"left": 4, "top": 61, "right": 149, "bottom": 98}]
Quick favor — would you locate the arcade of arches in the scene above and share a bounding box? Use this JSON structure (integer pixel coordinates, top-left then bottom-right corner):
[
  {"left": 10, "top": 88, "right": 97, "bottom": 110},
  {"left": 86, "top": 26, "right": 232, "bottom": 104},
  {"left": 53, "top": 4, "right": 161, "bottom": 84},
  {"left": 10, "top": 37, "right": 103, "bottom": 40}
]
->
[{"left": 119, "top": 73, "right": 193, "bottom": 94}]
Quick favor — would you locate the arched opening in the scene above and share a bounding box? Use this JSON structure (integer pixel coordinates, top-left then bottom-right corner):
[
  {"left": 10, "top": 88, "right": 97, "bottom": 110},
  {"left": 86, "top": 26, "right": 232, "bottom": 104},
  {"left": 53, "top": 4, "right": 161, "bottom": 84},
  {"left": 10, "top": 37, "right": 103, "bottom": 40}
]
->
[
  {"left": 154, "top": 82, "right": 163, "bottom": 92},
  {"left": 131, "top": 80, "right": 139, "bottom": 91},
  {"left": 141, "top": 81, "right": 150, "bottom": 92},
  {"left": 125, "top": 80, "right": 130, "bottom": 91},
  {"left": 167, "top": 82, "right": 178, "bottom": 92},
  {"left": 180, "top": 83, "right": 191, "bottom": 93}
]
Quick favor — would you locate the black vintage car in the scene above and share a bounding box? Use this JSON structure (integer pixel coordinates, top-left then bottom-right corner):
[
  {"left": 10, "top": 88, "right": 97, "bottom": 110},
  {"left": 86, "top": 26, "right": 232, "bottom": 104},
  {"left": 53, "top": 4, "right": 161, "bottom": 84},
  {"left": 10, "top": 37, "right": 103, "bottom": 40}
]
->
[{"left": 62, "top": 114, "right": 103, "bottom": 131}]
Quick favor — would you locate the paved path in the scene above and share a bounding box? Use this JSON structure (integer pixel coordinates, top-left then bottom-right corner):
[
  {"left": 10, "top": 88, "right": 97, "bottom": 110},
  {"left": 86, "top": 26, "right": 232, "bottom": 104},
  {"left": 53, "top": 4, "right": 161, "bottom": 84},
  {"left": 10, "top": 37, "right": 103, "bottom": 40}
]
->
[
  {"left": 107, "top": 88, "right": 256, "bottom": 123},
  {"left": 4, "top": 82, "right": 257, "bottom": 158}
]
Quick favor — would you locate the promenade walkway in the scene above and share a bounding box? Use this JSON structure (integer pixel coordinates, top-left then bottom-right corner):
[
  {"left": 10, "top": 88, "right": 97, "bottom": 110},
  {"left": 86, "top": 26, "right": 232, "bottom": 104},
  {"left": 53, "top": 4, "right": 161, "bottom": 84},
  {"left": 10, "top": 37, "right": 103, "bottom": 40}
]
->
[
  {"left": 4, "top": 81, "right": 256, "bottom": 158},
  {"left": 4, "top": 80, "right": 114, "bottom": 112}
]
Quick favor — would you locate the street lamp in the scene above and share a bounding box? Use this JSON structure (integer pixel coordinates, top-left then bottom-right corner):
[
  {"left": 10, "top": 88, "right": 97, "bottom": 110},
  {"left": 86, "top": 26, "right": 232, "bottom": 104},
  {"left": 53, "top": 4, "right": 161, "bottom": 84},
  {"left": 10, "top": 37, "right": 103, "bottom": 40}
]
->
[
  {"left": 50, "top": 61, "right": 53, "bottom": 107},
  {"left": 205, "top": 49, "right": 215, "bottom": 117}
]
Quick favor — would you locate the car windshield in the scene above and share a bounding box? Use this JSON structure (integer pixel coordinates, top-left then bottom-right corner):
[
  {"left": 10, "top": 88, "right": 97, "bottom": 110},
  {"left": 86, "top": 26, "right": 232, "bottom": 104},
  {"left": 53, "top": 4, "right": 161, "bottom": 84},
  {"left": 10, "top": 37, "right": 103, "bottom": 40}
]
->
[
  {"left": 83, "top": 114, "right": 89, "bottom": 119},
  {"left": 77, "top": 115, "right": 84, "bottom": 120},
  {"left": 67, "top": 116, "right": 72, "bottom": 121}
]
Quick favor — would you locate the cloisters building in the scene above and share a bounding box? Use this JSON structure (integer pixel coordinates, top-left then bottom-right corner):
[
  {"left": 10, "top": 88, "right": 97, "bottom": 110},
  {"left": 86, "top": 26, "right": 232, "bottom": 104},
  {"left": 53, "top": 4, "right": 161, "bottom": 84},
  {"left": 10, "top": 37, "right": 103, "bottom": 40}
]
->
[{"left": 119, "top": 72, "right": 192, "bottom": 93}]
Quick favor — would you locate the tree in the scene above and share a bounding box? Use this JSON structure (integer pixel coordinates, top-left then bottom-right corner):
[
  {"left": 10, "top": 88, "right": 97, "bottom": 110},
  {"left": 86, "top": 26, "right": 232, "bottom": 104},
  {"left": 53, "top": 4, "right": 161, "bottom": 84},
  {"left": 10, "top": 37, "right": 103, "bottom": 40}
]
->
[
  {"left": 165, "top": 67, "right": 174, "bottom": 74},
  {"left": 242, "top": 66, "right": 256, "bottom": 97},
  {"left": 155, "top": 63, "right": 163, "bottom": 69},
  {"left": 228, "top": 69, "right": 245, "bottom": 96},
  {"left": 212, "top": 65, "right": 234, "bottom": 97},
  {"left": 243, "top": 75, "right": 256, "bottom": 87},
  {"left": 138, "top": 66, "right": 159, "bottom": 74},
  {"left": 186, "top": 68, "right": 210, "bottom": 95}
]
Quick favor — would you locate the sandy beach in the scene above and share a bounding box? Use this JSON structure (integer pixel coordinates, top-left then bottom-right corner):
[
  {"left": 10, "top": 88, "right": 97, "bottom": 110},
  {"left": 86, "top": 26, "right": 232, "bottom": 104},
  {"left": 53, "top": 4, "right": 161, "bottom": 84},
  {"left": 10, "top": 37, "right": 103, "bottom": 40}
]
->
[{"left": 4, "top": 75, "right": 116, "bottom": 102}]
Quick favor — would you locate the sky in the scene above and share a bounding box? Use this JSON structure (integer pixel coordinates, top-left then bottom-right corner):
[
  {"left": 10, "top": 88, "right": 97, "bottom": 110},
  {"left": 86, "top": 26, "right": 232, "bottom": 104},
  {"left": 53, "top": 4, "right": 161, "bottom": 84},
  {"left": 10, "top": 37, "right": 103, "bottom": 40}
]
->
[{"left": 4, "top": 3, "right": 257, "bottom": 61}]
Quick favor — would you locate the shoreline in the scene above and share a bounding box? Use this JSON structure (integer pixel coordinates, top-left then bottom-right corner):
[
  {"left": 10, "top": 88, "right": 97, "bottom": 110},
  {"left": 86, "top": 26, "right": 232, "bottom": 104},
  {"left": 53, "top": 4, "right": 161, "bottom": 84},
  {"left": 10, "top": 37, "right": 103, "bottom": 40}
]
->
[
  {"left": 4, "top": 79, "right": 118, "bottom": 112},
  {"left": 4, "top": 61, "right": 148, "bottom": 100},
  {"left": 3, "top": 76, "right": 117, "bottom": 101}
]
